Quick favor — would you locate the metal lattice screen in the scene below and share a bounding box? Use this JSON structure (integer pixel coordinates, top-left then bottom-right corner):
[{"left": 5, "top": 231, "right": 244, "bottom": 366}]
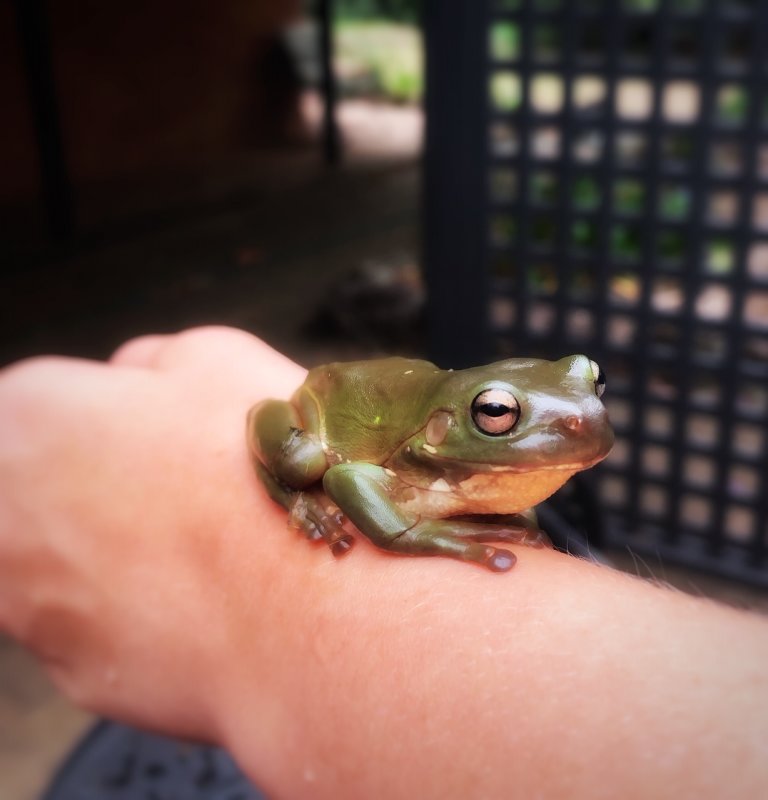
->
[{"left": 424, "top": 0, "right": 768, "bottom": 586}]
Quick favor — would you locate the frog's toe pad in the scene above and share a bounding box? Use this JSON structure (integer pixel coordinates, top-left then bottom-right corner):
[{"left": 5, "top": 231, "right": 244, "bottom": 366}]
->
[
  {"left": 484, "top": 547, "right": 517, "bottom": 572},
  {"left": 330, "top": 536, "right": 355, "bottom": 557}
]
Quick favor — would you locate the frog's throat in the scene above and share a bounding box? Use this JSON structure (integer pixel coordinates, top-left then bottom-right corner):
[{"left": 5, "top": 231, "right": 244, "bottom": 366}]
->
[{"left": 397, "top": 467, "right": 580, "bottom": 517}]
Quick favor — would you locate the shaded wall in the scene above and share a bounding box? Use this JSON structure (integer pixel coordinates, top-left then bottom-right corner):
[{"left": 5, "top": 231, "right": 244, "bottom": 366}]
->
[{"left": 1, "top": 0, "right": 303, "bottom": 235}]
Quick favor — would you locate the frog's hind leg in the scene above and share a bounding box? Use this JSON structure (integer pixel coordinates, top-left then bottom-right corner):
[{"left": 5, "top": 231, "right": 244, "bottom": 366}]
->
[{"left": 387, "top": 522, "right": 520, "bottom": 572}]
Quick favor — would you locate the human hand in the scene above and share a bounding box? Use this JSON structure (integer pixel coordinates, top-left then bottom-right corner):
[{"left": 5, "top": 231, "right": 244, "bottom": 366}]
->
[{"left": 0, "top": 326, "right": 305, "bottom": 740}]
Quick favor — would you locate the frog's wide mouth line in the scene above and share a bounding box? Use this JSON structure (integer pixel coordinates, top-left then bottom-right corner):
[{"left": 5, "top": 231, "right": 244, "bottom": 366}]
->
[
  {"left": 495, "top": 459, "right": 604, "bottom": 472},
  {"left": 448, "top": 453, "right": 611, "bottom": 474}
]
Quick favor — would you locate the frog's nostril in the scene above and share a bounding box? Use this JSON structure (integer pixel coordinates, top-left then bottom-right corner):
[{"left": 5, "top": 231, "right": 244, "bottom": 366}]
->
[{"left": 563, "top": 415, "right": 583, "bottom": 432}]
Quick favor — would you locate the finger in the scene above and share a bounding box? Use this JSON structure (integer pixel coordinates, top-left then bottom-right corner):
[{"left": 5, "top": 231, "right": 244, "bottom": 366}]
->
[
  {"left": 113, "top": 326, "right": 306, "bottom": 401},
  {"left": 110, "top": 328, "right": 283, "bottom": 374}
]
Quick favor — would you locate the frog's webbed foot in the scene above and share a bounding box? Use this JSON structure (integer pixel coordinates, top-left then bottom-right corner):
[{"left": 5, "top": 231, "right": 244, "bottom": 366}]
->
[{"left": 288, "top": 491, "right": 354, "bottom": 557}]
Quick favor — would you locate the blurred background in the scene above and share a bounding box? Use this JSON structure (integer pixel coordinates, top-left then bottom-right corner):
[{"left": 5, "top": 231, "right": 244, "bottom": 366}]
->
[
  {"left": 3, "top": 0, "right": 768, "bottom": 797},
  {"left": 2, "top": 0, "right": 425, "bottom": 369}
]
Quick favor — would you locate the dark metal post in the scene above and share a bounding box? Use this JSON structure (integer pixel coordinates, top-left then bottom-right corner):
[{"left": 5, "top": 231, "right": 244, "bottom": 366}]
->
[
  {"left": 318, "top": 0, "right": 341, "bottom": 165},
  {"left": 423, "top": 0, "right": 490, "bottom": 367},
  {"left": 13, "top": 0, "right": 74, "bottom": 241}
]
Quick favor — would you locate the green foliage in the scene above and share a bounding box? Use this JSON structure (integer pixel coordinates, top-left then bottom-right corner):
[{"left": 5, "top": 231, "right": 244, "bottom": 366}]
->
[
  {"left": 573, "top": 177, "right": 600, "bottom": 211},
  {"left": 489, "top": 22, "right": 520, "bottom": 61},
  {"left": 530, "top": 172, "right": 558, "bottom": 205},
  {"left": 336, "top": 21, "right": 423, "bottom": 103},
  {"left": 335, "top": 0, "right": 420, "bottom": 23},
  {"left": 572, "top": 220, "right": 599, "bottom": 252},
  {"left": 622, "top": 0, "right": 659, "bottom": 12},
  {"left": 489, "top": 71, "right": 521, "bottom": 112},
  {"left": 611, "top": 224, "right": 642, "bottom": 261},
  {"left": 613, "top": 180, "right": 644, "bottom": 215},
  {"left": 659, "top": 186, "right": 691, "bottom": 220},
  {"left": 658, "top": 230, "right": 685, "bottom": 266},
  {"left": 706, "top": 239, "right": 735, "bottom": 274},
  {"left": 716, "top": 85, "right": 748, "bottom": 126}
]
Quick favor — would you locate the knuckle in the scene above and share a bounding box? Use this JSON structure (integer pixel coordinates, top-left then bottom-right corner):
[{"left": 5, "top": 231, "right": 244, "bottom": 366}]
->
[
  {"left": 0, "top": 354, "right": 71, "bottom": 387},
  {"left": 172, "top": 325, "right": 258, "bottom": 352}
]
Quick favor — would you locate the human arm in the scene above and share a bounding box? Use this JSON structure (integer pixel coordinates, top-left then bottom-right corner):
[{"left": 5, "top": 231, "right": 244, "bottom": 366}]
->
[{"left": 0, "top": 326, "right": 766, "bottom": 799}]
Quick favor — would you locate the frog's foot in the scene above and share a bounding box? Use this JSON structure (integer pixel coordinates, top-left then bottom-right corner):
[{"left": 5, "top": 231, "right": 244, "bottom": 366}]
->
[
  {"left": 386, "top": 521, "right": 517, "bottom": 573},
  {"left": 288, "top": 491, "right": 354, "bottom": 556}
]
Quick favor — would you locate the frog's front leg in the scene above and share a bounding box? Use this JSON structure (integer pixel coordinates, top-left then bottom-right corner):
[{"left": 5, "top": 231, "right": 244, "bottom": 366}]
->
[
  {"left": 323, "top": 463, "right": 521, "bottom": 572},
  {"left": 247, "top": 401, "right": 353, "bottom": 553},
  {"left": 253, "top": 461, "right": 353, "bottom": 554}
]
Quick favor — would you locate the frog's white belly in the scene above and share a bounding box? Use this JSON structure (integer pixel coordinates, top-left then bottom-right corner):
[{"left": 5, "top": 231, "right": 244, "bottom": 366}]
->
[{"left": 397, "top": 468, "right": 578, "bottom": 517}]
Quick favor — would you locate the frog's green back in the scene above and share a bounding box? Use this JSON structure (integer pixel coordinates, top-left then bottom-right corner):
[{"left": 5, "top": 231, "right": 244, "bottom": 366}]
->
[{"left": 299, "top": 357, "right": 445, "bottom": 464}]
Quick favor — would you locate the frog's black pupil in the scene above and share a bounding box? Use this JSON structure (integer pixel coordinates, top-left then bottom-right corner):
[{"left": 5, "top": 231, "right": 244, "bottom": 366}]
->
[
  {"left": 479, "top": 403, "right": 509, "bottom": 417},
  {"left": 596, "top": 368, "right": 606, "bottom": 395}
]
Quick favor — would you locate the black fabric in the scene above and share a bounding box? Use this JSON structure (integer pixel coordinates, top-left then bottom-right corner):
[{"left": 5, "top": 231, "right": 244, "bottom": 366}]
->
[{"left": 42, "top": 720, "right": 267, "bottom": 800}]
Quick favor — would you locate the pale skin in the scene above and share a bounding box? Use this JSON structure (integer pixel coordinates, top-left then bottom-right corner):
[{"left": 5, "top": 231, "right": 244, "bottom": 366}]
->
[{"left": 0, "top": 326, "right": 767, "bottom": 800}]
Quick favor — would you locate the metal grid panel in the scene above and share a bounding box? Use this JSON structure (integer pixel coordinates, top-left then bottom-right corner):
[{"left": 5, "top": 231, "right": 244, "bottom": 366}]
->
[{"left": 425, "top": 0, "right": 768, "bottom": 586}]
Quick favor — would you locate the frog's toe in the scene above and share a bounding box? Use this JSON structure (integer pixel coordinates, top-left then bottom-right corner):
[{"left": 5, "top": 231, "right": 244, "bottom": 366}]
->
[
  {"left": 287, "top": 491, "right": 352, "bottom": 551},
  {"left": 451, "top": 519, "right": 549, "bottom": 550},
  {"left": 498, "top": 526, "right": 551, "bottom": 548},
  {"left": 301, "top": 493, "right": 355, "bottom": 554},
  {"left": 525, "top": 528, "right": 552, "bottom": 549},
  {"left": 305, "top": 523, "right": 323, "bottom": 542}
]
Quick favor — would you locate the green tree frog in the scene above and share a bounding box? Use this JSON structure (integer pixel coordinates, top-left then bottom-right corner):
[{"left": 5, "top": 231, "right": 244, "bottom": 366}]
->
[{"left": 247, "top": 355, "right": 613, "bottom": 572}]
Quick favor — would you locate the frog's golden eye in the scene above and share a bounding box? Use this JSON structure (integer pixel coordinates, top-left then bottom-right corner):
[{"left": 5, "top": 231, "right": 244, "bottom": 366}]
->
[
  {"left": 471, "top": 388, "right": 520, "bottom": 436},
  {"left": 589, "top": 359, "right": 606, "bottom": 398}
]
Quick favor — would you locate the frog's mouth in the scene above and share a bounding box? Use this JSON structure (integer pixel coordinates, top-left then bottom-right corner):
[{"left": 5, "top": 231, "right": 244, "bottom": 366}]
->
[
  {"left": 483, "top": 452, "right": 610, "bottom": 472},
  {"left": 427, "top": 449, "right": 611, "bottom": 476}
]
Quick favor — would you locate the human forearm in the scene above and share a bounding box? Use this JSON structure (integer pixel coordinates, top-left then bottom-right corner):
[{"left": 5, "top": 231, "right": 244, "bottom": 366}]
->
[{"left": 212, "top": 535, "right": 768, "bottom": 799}]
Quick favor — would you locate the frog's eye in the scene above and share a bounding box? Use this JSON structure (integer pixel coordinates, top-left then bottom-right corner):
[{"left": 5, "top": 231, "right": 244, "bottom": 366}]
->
[
  {"left": 471, "top": 388, "right": 520, "bottom": 436},
  {"left": 589, "top": 359, "right": 606, "bottom": 398}
]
